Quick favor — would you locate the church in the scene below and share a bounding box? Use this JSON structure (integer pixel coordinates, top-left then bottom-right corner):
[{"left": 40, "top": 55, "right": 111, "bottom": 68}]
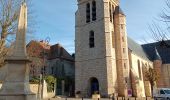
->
[{"left": 75, "top": 0, "right": 170, "bottom": 97}]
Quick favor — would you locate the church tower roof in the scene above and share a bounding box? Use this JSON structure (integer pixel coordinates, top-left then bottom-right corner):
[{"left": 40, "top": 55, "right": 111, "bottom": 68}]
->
[
  {"left": 154, "top": 47, "right": 161, "bottom": 60},
  {"left": 115, "top": 6, "right": 125, "bottom": 15}
]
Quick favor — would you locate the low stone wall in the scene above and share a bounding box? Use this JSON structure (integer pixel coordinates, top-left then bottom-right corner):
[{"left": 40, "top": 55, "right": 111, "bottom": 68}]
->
[
  {"left": 0, "top": 83, "right": 55, "bottom": 99},
  {"left": 0, "top": 83, "right": 40, "bottom": 94},
  {"left": 30, "top": 84, "right": 39, "bottom": 94}
]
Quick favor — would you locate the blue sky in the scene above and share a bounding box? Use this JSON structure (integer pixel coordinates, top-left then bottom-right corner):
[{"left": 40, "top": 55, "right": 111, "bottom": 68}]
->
[{"left": 31, "top": 0, "right": 166, "bottom": 54}]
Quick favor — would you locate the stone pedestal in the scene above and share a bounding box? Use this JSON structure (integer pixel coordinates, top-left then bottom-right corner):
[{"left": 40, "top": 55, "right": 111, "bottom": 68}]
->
[
  {"left": 0, "top": 94, "right": 36, "bottom": 100},
  {"left": 0, "top": 59, "right": 36, "bottom": 100}
]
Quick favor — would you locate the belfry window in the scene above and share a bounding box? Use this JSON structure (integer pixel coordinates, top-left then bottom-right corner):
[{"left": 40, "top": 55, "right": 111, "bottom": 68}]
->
[
  {"left": 92, "top": 1, "right": 96, "bottom": 21},
  {"left": 86, "top": 3, "right": 91, "bottom": 23},
  {"left": 89, "top": 31, "right": 95, "bottom": 48}
]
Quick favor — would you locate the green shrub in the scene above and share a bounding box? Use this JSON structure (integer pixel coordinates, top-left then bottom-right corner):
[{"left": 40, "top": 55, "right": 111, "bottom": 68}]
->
[
  {"left": 29, "top": 76, "right": 40, "bottom": 84},
  {"left": 44, "top": 75, "right": 56, "bottom": 92}
]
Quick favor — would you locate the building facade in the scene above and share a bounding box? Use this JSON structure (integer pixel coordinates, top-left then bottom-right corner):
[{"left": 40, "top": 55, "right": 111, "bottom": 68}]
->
[
  {"left": 75, "top": 0, "right": 170, "bottom": 98},
  {"left": 27, "top": 41, "right": 75, "bottom": 96},
  {"left": 47, "top": 44, "right": 75, "bottom": 96}
]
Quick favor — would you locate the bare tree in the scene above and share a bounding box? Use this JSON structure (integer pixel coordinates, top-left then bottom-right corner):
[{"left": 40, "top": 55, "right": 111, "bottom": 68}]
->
[
  {"left": 0, "top": 0, "right": 35, "bottom": 67},
  {"left": 160, "top": 0, "right": 170, "bottom": 23},
  {"left": 0, "top": 0, "right": 35, "bottom": 43},
  {"left": 148, "top": 0, "right": 170, "bottom": 47},
  {"left": 0, "top": 40, "right": 8, "bottom": 67},
  {"left": 145, "top": 67, "right": 159, "bottom": 98}
]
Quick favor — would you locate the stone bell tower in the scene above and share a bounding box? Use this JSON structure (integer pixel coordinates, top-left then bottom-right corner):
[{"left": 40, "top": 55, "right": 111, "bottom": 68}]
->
[
  {"left": 75, "top": 0, "right": 119, "bottom": 97},
  {"left": 114, "top": 6, "right": 130, "bottom": 97},
  {"left": 153, "top": 47, "right": 163, "bottom": 87}
]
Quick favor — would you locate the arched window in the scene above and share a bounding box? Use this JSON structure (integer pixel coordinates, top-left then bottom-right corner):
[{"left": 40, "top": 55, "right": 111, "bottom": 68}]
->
[
  {"left": 86, "top": 3, "right": 91, "bottom": 23},
  {"left": 121, "top": 24, "right": 124, "bottom": 29},
  {"left": 109, "top": 2, "right": 112, "bottom": 22},
  {"left": 92, "top": 1, "right": 96, "bottom": 21},
  {"left": 112, "top": 5, "right": 114, "bottom": 20},
  {"left": 112, "top": 31, "right": 115, "bottom": 48},
  {"left": 123, "top": 48, "right": 125, "bottom": 53},
  {"left": 124, "top": 63, "right": 126, "bottom": 69},
  {"left": 122, "top": 36, "right": 125, "bottom": 42},
  {"left": 138, "top": 60, "right": 142, "bottom": 80},
  {"left": 89, "top": 31, "right": 95, "bottom": 48},
  {"left": 142, "top": 62, "right": 146, "bottom": 80}
]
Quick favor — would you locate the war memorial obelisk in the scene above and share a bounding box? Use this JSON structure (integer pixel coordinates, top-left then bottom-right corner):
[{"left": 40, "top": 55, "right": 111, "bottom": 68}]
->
[{"left": 0, "top": 2, "right": 36, "bottom": 100}]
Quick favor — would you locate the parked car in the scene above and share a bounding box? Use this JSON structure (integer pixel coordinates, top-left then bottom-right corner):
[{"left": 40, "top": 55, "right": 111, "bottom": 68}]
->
[{"left": 153, "top": 88, "right": 170, "bottom": 100}]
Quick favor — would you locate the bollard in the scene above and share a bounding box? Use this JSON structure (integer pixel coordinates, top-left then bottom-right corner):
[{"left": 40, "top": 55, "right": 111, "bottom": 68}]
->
[
  {"left": 82, "top": 97, "right": 83, "bottom": 100},
  {"left": 65, "top": 97, "right": 67, "bottom": 100},
  {"left": 123, "top": 97, "right": 125, "bottom": 100}
]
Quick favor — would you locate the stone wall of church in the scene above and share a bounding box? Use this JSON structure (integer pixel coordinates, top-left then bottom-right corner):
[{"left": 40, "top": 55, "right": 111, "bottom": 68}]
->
[
  {"left": 153, "top": 60, "right": 164, "bottom": 88},
  {"left": 75, "top": 0, "right": 118, "bottom": 97},
  {"left": 103, "top": 0, "right": 118, "bottom": 95},
  {"left": 0, "top": 67, "right": 6, "bottom": 82},
  {"left": 76, "top": 59, "right": 110, "bottom": 97},
  {"left": 114, "top": 11, "right": 130, "bottom": 97},
  {"left": 161, "top": 64, "right": 170, "bottom": 88},
  {"left": 130, "top": 53, "right": 152, "bottom": 97}
]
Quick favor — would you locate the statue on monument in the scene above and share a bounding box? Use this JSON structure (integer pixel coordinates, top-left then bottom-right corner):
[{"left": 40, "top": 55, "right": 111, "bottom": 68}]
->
[{"left": 0, "top": 1, "right": 36, "bottom": 100}]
